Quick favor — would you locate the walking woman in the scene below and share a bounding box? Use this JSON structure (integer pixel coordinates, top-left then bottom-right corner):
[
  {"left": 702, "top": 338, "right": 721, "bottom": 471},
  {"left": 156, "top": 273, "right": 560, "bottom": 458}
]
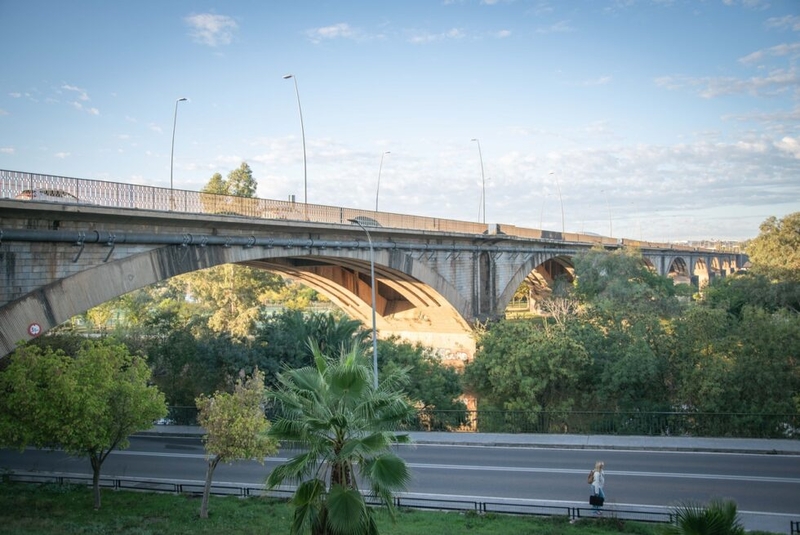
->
[{"left": 590, "top": 461, "right": 605, "bottom": 516}]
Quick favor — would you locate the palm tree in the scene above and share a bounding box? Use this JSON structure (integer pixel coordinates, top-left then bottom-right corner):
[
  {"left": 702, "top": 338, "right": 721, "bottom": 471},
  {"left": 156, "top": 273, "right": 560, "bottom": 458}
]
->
[
  {"left": 667, "top": 499, "right": 745, "bottom": 535},
  {"left": 265, "top": 340, "right": 415, "bottom": 535}
]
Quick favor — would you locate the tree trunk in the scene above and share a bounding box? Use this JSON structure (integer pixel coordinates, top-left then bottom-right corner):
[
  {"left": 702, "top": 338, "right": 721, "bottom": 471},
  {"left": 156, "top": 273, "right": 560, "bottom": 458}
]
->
[
  {"left": 200, "top": 455, "right": 221, "bottom": 519},
  {"left": 90, "top": 455, "right": 102, "bottom": 510}
]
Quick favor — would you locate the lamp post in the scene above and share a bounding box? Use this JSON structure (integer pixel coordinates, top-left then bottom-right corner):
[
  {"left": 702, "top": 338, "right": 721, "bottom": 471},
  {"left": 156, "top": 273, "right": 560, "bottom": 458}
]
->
[
  {"left": 375, "top": 151, "right": 390, "bottom": 212},
  {"left": 471, "top": 138, "right": 486, "bottom": 224},
  {"left": 348, "top": 217, "right": 379, "bottom": 390},
  {"left": 550, "top": 171, "right": 565, "bottom": 234},
  {"left": 283, "top": 74, "right": 307, "bottom": 216},
  {"left": 169, "top": 97, "right": 188, "bottom": 210}
]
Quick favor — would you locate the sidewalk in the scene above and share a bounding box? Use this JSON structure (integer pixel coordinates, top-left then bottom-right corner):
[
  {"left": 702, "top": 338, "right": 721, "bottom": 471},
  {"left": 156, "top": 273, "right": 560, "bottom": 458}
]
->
[{"left": 140, "top": 425, "right": 800, "bottom": 455}]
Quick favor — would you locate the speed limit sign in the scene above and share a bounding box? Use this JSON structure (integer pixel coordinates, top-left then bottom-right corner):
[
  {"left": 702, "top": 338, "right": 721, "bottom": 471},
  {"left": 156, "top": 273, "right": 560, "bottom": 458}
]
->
[{"left": 28, "top": 323, "right": 42, "bottom": 337}]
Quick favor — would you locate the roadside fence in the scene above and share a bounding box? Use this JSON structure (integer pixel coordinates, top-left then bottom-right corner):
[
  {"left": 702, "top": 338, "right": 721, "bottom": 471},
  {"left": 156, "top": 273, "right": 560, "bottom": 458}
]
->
[
  {"left": 162, "top": 406, "right": 799, "bottom": 439},
  {"left": 3, "top": 470, "right": 674, "bottom": 524}
]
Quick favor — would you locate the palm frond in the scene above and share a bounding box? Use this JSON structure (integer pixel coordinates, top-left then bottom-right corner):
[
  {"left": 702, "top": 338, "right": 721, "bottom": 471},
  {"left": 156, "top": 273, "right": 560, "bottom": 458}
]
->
[{"left": 327, "top": 485, "right": 370, "bottom": 535}]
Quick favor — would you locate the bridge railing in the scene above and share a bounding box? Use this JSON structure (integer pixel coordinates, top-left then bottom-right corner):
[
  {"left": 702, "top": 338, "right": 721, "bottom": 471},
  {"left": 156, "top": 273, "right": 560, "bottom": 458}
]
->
[{"left": 1, "top": 168, "right": 700, "bottom": 252}]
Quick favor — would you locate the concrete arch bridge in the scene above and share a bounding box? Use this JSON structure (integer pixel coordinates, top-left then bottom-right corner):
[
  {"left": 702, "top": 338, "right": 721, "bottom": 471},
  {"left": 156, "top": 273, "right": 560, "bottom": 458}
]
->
[{"left": 0, "top": 172, "right": 746, "bottom": 362}]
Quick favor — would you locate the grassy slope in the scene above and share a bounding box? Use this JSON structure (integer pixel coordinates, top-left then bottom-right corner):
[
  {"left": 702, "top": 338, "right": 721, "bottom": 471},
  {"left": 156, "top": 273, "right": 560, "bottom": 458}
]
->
[{"left": 0, "top": 481, "right": 664, "bottom": 535}]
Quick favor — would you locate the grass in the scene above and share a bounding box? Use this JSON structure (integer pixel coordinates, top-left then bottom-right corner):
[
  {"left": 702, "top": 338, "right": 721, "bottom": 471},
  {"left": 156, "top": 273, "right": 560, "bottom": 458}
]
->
[{"left": 0, "top": 481, "right": 691, "bottom": 535}]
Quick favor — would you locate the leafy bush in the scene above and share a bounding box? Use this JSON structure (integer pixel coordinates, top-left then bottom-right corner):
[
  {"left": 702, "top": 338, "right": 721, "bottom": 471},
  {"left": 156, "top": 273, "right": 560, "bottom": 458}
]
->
[{"left": 666, "top": 499, "right": 744, "bottom": 535}]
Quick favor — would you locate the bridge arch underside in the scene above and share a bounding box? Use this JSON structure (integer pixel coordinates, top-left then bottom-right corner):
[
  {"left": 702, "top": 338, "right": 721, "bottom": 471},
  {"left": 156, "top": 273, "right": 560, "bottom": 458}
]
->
[
  {"left": 499, "top": 256, "right": 575, "bottom": 315},
  {"left": 664, "top": 254, "right": 737, "bottom": 288},
  {"left": 0, "top": 244, "right": 476, "bottom": 363},
  {"left": 244, "top": 254, "right": 475, "bottom": 363}
]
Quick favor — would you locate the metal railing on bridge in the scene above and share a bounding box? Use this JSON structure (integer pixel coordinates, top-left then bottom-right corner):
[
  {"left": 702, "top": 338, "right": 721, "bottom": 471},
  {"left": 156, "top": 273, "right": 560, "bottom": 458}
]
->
[{"left": 1, "top": 168, "right": 696, "bottom": 251}]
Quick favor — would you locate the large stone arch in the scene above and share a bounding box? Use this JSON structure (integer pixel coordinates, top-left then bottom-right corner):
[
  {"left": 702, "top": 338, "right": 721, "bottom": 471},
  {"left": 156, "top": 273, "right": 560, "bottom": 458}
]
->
[
  {"left": 692, "top": 258, "right": 710, "bottom": 288},
  {"left": 495, "top": 252, "right": 576, "bottom": 316},
  {"left": 0, "top": 242, "right": 478, "bottom": 361},
  {"left": 242, "top": 249, "right": 476, "bottom": 361},
  {"left": 666, "top": 256, "right": 690, "bottom": 283}
]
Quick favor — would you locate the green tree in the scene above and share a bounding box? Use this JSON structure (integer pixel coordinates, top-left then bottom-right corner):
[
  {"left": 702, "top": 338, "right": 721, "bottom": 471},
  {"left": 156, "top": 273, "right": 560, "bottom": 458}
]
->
[
  {"left": 571, "top": 247, "right": 676, "bottom": 414},
  {"left": 200, "top": 164, "right": 258, "bottom": 214},
  {"left": 0, "top": 340, "right": 166, "bottom": 509},
  {"left": 572, "top": 247, "right": 680, "bottom": 319},
  {"left": 378, "top": 337, "right": 467, "bottom": 429},
  {"left": 701, "top": 272, "right": 800, "bottom": 316},
  {"left": 464, "top": 319, "right": 590, "bottom": 430},
  {"left": 254, "top": 310, "right": 370, "bottom": 380},
  {"left": 266, "top": 341, "right": 414, "bottom": 535},
  {"left": 746, "top": 212, "right": 800, "bottom": 281},
  {"left": 195, "top": 368, "right": 278, "bottom": 519},
  {"left": 226, "top": 162, "right": 258, "bottom": 197},
  {"left": 172, "top": 264, "right": 284, "bottom": 337},
  {"left": 669, "top": 304, "right": 800, "bottom": 435},
  {"left": 203, "top": 172, "right": 227, "bottom": 195}
]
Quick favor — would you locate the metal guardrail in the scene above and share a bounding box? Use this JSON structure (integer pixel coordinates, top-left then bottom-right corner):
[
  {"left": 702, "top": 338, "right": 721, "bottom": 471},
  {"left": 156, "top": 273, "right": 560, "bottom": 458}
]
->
[
  {"left": 1, "top": 168, "right": 714, "bottom": 253},
  {"left": 410, "top": 409, "right": 799, "bottom": 439},
  {"left": 791, "top": 520, "right": 800, "bottom": 535},
  {"left": 161, "top": 406, "right": 799, "bottom": 439},
  {"left": 4, "top": 471, "right": 674, "bottom": 524}
]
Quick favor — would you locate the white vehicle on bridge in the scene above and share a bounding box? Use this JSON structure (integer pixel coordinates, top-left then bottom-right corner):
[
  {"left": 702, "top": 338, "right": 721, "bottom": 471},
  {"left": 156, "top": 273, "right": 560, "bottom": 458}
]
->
[{"left": 15, "top": 188, "right": 80, "bottom": 203}]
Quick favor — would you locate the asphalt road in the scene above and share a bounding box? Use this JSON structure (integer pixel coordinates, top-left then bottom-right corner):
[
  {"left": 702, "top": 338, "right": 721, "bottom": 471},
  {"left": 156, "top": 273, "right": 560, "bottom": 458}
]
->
[{"left": 1, "top": 435, "right": 798, "bottom": 533}]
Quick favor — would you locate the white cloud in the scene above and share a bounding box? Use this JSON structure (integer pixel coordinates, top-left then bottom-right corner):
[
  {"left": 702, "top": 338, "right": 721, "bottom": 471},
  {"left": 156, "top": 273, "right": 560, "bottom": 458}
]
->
[
  {"left": 185, "top": 13, "right": 238, "bottom": 47},
  {"left": 408, "top": 27, "right": 466, "bottom": 44},
  {"left": 54, "top": 152, "right": 70, "bottom": 159},
  {"left": 1, "top": 147, "right": 14, "bottom": 154},
  {"left": 655, "top": 68, "right": 800, "bottom": 98},
  {"left": 775, "top": 136, "right": 800, "bottom": 159},
  {"left": 765, "top": 15, "right": 800, "bottom": 32},
  {"left": 739, "top": 43, "right": 800, "bottom": 65},
  {"left": 306, "top": 23, "right": 356, "bottom": 43},
  {"left": 583, "top": 76, "right": 612, "bottom": 86},
  {"left": 61, "top": 84, "right": 89, "bottom": 101},
  {"left": 535, "top": 20, "right": 574, "bottom": 34}
]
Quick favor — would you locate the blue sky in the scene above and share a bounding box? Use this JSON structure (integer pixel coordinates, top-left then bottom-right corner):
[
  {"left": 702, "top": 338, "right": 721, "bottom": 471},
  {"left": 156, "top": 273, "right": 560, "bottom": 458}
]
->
[{"left": 1, "top": 0, "right": 798, "bottom": 242}]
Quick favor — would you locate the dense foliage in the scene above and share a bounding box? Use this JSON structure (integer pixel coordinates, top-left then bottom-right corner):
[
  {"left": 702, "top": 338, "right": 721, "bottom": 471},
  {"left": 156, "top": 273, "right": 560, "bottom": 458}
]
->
[
  {"left": 465, "top": 214, "right": 800, "bottom": 436},
  {"left": 0, "top": 340, "right": 166, "bottom": 509},
  {"left": 266, "top": 341, "right": 415, "bottom": 535},
  {"left": 24, "top": 212, "right": 800, "bottom": 439},
  {"left": 195, "top": 368, "right": 277, "bottom": 518},
  {"left": 745, "top": 211, "right": 800, "bottom": 282}
]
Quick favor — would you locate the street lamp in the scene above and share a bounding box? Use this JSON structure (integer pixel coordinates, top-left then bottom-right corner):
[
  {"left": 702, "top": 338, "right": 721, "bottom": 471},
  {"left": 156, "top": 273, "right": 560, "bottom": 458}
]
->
[
  {"left": 283, "top": 74, "right": 307, "bottom": 216},
  {"left": 375, "top": 151, "right": 390, "bottom": 212},
  {"left": 550, "top": 171, "right": 565, "bottom": 234},
  {"left": 169, "top": 97, "right": 188, "bottom": 210},
  {"left": 471, "top": 139, "right": 486, "bottom": 224},
  {"left": 348, "top": 217, "right": 379, "bottom": 390}
]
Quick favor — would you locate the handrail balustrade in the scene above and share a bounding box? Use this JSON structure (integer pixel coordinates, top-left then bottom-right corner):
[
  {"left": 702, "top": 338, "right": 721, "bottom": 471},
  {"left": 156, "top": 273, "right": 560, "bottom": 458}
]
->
[{"left": 1, "top": 168, "right": 703, "bottom": 252}]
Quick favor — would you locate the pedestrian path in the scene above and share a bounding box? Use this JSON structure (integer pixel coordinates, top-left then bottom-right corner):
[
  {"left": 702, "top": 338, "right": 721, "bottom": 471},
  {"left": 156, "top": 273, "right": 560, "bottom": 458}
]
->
[{"left": 141, "top": 425, "right": 800, "bottom": 455}]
